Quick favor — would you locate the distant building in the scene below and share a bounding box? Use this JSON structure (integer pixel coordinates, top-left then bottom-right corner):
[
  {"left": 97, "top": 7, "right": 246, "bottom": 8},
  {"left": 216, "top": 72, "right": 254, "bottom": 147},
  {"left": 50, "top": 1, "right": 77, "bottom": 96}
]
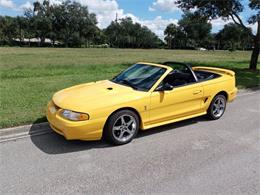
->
[{"left": 13, "top": 38, "right": 61, "bottom": 45}]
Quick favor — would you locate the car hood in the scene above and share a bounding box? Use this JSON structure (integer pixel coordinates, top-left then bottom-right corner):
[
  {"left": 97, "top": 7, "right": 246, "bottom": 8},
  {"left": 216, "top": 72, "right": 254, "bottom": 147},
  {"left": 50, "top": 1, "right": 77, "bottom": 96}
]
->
[{"left": 52, "top": 80, "right": 145, "bottom": 113}]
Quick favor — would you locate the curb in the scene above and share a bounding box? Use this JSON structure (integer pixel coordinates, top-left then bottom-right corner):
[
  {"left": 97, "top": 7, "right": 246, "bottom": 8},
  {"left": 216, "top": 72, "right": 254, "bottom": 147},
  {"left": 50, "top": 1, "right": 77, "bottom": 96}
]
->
[{"left": 0, "top": 122, "right": 52, "bottom": 143}]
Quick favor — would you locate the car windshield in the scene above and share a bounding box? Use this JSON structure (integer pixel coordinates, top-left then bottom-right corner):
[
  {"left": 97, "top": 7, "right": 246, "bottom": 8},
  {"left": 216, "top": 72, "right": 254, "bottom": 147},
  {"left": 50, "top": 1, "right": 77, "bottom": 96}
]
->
[{"left": 112, "top": 63, "right": 166, "bottom": 91}]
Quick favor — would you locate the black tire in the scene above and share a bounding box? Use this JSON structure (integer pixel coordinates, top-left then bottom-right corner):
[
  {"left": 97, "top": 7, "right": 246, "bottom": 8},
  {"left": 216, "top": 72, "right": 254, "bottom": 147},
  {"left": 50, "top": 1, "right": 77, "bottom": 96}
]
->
[
  {"left": 103, "top": 110, "right": 139, "bottom": 145},
  {"left": 207, "top": 94, "right": 227, "bottom": 120}
]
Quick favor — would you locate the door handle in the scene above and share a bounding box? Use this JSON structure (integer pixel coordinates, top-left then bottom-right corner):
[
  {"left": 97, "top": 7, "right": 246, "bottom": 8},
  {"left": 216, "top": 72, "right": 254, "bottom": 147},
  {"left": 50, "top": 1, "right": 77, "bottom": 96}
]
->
[{"left": 193, "top": 90, "right": 202, "bottom": 95}]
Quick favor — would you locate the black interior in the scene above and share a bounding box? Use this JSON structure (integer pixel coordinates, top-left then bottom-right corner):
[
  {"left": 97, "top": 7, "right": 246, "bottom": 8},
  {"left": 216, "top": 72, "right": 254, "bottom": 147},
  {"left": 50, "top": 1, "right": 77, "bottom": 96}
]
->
[
  {"left": 194, "top": 70, "right": 220, "bottom": 81},
  {"left": 164, "top": 71, "right": 195, "bottom": 87},
  {"left": 159, "top": 61, "right": 221, "bottom": 88}
]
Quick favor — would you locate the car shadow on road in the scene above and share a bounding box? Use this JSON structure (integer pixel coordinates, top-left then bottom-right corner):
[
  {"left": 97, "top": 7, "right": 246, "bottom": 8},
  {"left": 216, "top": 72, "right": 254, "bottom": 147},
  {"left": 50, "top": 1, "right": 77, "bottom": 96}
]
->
[{"left": 30, "top": 116, "right": 210, "bottom": 155}]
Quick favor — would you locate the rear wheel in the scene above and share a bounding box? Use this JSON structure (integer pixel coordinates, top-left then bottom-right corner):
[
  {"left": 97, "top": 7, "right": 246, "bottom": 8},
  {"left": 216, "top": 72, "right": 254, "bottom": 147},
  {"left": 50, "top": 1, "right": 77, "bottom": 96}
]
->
[
  {"left": 104, "top": 110, "right": 139, "bottom": 145},
  {"left": 207, "top": 94, "right": 227, "bottom": 120}
]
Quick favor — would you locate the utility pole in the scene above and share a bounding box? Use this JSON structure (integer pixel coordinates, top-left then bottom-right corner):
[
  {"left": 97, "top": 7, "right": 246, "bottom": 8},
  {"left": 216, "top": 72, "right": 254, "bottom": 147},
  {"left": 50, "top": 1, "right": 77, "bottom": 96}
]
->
[{"left": 115, "top": 12, "right": 118, "bottom": 47}]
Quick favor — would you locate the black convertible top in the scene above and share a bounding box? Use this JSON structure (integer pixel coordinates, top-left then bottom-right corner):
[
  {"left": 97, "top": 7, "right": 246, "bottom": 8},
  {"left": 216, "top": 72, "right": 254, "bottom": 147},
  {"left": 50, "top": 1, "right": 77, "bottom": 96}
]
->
[{"left": 162, "top": 61, "right": 192, "bottom": 68}]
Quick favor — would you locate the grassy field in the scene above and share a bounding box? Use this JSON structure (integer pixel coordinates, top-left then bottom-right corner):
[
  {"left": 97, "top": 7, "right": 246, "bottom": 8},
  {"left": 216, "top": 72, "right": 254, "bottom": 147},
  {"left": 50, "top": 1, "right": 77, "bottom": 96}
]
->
[{"left": 0, "top": 47, "right": 259, "bottom": 128}]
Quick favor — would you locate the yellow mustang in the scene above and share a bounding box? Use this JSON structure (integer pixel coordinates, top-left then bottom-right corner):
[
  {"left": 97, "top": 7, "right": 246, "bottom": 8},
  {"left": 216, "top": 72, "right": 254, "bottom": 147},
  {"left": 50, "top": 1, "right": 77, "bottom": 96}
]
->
[{"left": 47, "top": 62, "right": 237, "bottom": 145}]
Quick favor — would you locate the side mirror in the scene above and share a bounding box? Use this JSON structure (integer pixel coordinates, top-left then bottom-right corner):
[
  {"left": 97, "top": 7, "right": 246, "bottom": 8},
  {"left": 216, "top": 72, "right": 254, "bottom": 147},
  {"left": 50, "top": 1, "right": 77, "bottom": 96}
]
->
[{"left": 156, "top": 83, "right": 174, "bottom": 91}]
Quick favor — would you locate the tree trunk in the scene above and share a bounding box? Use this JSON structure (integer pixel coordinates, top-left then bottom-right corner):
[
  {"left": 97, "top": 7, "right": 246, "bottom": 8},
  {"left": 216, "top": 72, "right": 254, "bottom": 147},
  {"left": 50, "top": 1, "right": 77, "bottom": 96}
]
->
[
  {"left": 65, "top": 36, "right": 69, "bottom": 48},
  {"left": 250, "top": 44, "right": 259, "bottom": 70},
  {"left": 40, "top": 37, "right": 45, "bottom": 47},
  {"left": 19, "top": 24, "right": 22, "bottom": 47},
  {"left": 249, "top": 21, "right": 259, "bottom": 70}
]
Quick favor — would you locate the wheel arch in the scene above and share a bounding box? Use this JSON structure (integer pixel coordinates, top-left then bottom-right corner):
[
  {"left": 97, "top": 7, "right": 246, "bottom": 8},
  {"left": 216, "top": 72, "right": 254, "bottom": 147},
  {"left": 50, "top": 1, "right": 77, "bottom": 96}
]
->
[
  {"left": 103, "top": 107, "right": 143, "bottom": 132},
  {"left": 216, "top": 91, "right": 228, "bottom": 100},
  {"left": 207, "top": 90, "right": 228, "bottom": 120},
  {"left": 206, "top": 90, "right": 228, "bottom": 111}
]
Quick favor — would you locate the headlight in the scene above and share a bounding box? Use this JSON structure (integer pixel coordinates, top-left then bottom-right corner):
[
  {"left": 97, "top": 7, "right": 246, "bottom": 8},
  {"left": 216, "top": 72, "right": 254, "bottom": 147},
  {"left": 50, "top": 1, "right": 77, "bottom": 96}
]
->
[{"left": 61, "top": 110, "right": 89, "bottom": 121}]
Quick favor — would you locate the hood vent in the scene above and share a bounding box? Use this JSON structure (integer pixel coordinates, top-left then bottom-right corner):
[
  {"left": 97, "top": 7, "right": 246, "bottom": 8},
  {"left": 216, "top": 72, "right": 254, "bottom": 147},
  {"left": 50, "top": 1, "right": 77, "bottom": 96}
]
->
[{"left": 107, "top": 87, "right": 113, "bottom": 90}]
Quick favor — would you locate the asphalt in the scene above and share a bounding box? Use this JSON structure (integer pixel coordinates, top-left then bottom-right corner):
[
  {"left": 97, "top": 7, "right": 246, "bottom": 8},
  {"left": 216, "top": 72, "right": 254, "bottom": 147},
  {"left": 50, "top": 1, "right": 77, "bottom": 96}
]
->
[{"left": 0, "top": 90, "right": 259, "bottom": 195}]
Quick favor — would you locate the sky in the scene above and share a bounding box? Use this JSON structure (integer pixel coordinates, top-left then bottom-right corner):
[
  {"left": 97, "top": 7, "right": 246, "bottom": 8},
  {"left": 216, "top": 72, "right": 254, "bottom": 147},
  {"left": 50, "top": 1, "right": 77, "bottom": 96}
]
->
[{"left": 0, "top": 0, "right": 256, "bottom": 39}]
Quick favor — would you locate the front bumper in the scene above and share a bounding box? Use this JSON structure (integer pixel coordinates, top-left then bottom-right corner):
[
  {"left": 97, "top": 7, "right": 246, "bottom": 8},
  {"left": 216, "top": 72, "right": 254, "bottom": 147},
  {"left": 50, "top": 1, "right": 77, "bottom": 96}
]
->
[{"left": 46, "top": 101, "right": 104, "bottom": 141}]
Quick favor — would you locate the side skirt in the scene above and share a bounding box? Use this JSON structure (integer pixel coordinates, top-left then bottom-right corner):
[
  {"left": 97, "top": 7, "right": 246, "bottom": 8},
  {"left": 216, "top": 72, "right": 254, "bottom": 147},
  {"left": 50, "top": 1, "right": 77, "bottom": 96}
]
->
[{"left": 142, "top": 111, "right": 207, "bottom": 130}]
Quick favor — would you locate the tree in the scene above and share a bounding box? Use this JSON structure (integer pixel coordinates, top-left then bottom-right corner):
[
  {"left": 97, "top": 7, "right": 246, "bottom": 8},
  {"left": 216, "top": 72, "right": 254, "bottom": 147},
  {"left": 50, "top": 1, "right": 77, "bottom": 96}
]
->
[
  {"left": 216, "top": 23, "right": 253, "bottom": 51},
  {"left": 176, "top": 0, "right": 260, "bottom": 70},
  {"left": 24, "top": 9, "right": 36, "bottom": 46},
  {"left": 0, "top": 16, "right": 18, "bottom": 45},
  {"left": 164, "top": 23, "right": 178, "bottom": 49},
  {"left": 23, "top": 0, "right": 99, "bottom": 47},
  {"left": 164, "top": 23, "right": 187, "bottom": 49},
  {"left": 16, "top": 16, "right": 28, "bottom": 46},
  {"left": 32, "top": 0, "right": 52, "bottom": 46},
  {"left": 164, "top": 12, "right": 212, "bottom": 49},
  {"left": 178, "top": 12, "right": 212, "bottom": 48},
  {"left": 105, "top": 17, "right": 162, "bottom": 48},
  {"left": 78, "top": 13, "right": 99, "bottom": 47},
  {"left": 50, "top": 0, "right": 99, "bottom": 47}
]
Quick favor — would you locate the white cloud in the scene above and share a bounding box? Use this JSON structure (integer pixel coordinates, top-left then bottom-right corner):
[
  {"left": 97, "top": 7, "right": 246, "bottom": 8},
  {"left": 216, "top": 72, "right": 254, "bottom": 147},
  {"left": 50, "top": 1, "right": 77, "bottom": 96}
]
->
[
  {"left": 19, "top": 1, "right": 33, "bottom": 11},
  {"left": 210, "top": 18, "right": 240, "bottom": 33},
  {"left": 141, "top": 16, "right": 178, "bottom": 39},
  {"left": 248, "top": 23, "right": 257, "bottom": 34},
  {"left": 4, "top": 0, "right": 62, "bottom": 11},
  {"left": 0, "top": 0, "right": 15, "bottom": 8},
  {"left": 210, "top": 18, "right": 229, "bottom": 32},
  {"left": 76, "top": 0, "right": 178, "bottom": 39},
  {"left": 149, "top": 0, "right": 180, "bottom": 12},
  {"left": 49, "top": 0, "right": 63, "bottom": 5},
  {"left": 210, "top": 16, "right": 257, "bottom": 34},
  {"left": 77, "top": 0, "right": 124, "bottom": 28},
  {"left": 1, "top": 0, "right": 178, "bottom": 39}
]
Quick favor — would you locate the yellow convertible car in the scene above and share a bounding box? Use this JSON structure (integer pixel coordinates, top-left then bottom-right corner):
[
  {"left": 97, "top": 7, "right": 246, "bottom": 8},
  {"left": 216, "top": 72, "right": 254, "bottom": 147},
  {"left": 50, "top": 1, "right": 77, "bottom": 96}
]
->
[{"left": 47, "top": 62, "right": 237, "bottom": 145}]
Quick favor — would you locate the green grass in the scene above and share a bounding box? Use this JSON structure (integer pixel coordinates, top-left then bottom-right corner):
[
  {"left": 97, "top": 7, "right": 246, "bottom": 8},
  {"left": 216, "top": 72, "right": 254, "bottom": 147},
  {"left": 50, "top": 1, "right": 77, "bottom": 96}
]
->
[{"left": 0, "top": 47, "right": 259, "bottom": 128}]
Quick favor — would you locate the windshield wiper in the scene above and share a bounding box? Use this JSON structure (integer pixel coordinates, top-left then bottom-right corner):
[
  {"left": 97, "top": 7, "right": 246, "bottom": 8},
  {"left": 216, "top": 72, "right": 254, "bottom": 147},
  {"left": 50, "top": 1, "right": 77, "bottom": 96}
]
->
[{"left": 121, "top": 79, "right": 138, "bottom": 90}]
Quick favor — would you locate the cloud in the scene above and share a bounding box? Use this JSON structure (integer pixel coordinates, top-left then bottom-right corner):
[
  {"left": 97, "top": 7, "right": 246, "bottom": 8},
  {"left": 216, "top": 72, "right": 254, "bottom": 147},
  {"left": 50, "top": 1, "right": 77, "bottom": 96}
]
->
[
  {"left": 2, "top": 0, "right": 178, "bottom": 39},
  {"left": 210, "top": 18, "right": 229, "bottom": 33},
  {"left": 49, "top": 0, "right": 63, "bottom": 5},
  {"left": 19, "top": 1, "right": 33, "bottom": 11},
  {"left": 77, "top": 0, "right": 124, "bottom": 28},
  {"left": 141, "top": 16, "right": 178, "bottom": 39},
  {"left": 210, "top": 16, "right": 257, "bottom": 34},
  {"left": 77, "top": 0, "right": 178, "bottom": 39},
  {"left": 248, "top": 22, "right": 257, "bottom": 34},
  {"left": 149, "top": 0, "right": 180, "bottom": 12},
  {"left": 0, "top": 0, "right": 15, "bottom": 8},
  {"left": 210, "top": 18, "right": 229, "bottom": 26}
]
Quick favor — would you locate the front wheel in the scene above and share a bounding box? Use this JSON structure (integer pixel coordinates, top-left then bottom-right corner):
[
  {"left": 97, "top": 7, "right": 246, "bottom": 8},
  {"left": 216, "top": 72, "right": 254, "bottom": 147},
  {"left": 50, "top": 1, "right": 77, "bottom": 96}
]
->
[
  {"left": 207, "top": 94, "right": 227, "bottom": 120},
  {"left": 103, "top": 110, "right": 139, "bottom": 145}
]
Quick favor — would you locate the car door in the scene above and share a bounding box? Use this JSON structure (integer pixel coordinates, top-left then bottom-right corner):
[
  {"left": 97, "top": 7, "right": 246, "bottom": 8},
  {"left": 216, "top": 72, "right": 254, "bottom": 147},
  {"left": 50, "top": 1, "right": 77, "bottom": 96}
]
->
[{"left": 149, "top": 82, "right": 204, "bottom": 125}]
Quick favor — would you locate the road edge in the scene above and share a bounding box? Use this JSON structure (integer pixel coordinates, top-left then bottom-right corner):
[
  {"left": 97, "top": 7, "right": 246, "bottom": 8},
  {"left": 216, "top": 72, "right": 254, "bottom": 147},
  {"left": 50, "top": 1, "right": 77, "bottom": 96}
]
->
[{"left": 0, "top": 122, "right": 52, "bottom": 143}]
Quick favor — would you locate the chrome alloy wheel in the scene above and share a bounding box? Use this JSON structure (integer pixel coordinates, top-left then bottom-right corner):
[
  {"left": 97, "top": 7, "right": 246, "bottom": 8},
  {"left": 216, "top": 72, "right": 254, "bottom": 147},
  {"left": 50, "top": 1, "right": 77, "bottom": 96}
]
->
[
  {"left": 212, "top": 96, "right": 226, "bottom": 118},
  {"left": 112, "top": 114, "right": 137, "bottom": 142}
]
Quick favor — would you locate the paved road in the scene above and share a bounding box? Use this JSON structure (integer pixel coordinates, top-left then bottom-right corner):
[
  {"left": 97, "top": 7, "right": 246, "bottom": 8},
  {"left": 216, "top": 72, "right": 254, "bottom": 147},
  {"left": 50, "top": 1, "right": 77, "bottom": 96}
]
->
[{"left": 1, "top": 90, "right": 260, "bottom": 195}]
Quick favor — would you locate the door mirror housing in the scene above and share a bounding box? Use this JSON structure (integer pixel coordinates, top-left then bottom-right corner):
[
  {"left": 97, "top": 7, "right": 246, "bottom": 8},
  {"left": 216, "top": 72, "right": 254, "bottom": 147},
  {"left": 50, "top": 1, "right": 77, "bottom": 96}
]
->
[{"left": 156, "top": 83, "right": 174, "bottom": 91}]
